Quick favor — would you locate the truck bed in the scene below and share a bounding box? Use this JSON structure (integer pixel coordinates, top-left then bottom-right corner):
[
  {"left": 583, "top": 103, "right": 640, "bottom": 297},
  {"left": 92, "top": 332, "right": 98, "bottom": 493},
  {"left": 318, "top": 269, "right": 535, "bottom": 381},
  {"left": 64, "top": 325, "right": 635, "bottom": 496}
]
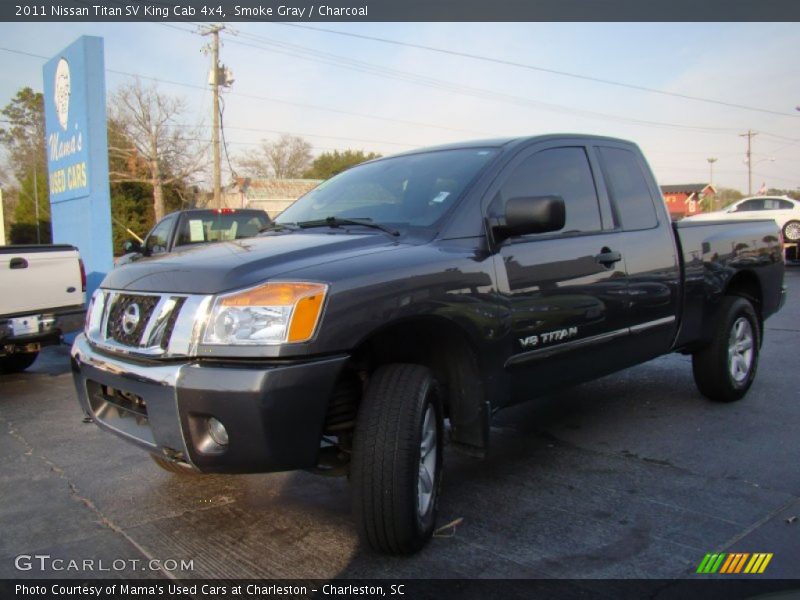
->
[{"left": 673, "top": 219, "right": 784, "bottom": 349}]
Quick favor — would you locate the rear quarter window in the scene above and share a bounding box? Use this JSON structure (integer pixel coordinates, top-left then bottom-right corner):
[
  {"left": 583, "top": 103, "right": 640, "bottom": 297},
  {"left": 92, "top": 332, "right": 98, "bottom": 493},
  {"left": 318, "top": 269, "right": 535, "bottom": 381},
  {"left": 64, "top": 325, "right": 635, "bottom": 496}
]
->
[{"left": 598, "top": 147, "right": 659, "bottom": 231}]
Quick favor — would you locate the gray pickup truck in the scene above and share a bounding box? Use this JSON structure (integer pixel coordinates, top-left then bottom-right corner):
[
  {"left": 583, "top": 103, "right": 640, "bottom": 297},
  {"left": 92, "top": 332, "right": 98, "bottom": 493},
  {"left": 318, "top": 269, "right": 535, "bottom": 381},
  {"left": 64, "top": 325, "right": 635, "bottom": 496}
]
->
[{"left": 71, "top": 135, "right": 785, "bottom": 554}]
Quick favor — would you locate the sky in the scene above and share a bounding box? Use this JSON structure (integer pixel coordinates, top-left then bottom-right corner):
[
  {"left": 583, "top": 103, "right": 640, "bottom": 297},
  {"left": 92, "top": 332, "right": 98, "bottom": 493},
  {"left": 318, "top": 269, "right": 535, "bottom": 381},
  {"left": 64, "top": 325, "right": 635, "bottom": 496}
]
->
[{"left": 0, "top": 21, "right": 798, "bottom": 194}]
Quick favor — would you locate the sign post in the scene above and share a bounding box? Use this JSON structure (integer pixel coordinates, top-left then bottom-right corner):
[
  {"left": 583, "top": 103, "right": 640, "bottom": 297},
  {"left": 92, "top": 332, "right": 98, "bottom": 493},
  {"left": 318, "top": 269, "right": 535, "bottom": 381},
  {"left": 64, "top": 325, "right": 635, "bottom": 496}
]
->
[{"left": 42, "top": 36, "right": 113, "bottom": 298}]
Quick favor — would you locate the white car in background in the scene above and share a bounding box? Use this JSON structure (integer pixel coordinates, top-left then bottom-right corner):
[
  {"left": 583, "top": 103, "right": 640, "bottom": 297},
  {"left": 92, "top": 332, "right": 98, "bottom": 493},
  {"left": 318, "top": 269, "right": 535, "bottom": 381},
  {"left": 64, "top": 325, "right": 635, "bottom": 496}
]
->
[{"left": 683, "top": 196, "right": 800, "bottom": 243}]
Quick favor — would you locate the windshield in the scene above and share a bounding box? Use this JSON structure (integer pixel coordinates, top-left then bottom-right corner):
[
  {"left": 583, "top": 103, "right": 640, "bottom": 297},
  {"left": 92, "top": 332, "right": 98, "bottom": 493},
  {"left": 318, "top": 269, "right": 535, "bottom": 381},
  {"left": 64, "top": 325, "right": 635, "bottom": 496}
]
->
[
  {"left": 275, "top": 148, "right": 498, "bottom": 230},
  {"left": 175, "top": 211, "right": 269, "bottom": 246}
]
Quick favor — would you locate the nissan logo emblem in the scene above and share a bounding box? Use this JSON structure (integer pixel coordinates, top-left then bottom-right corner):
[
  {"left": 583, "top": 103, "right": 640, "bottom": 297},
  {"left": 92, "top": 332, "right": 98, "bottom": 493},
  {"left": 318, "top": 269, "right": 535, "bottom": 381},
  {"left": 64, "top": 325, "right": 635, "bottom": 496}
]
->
[{"left": 121, "top": 303, "right": 141, "bottom": 335}]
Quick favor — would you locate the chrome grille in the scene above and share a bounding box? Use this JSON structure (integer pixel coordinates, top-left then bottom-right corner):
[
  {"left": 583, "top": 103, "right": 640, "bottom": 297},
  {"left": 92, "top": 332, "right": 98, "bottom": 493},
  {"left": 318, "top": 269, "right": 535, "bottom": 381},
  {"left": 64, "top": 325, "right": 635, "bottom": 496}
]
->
[
  {"left": 86, "top": 290, "right": 212, "bottom": 358},
  {"left": 106, "top": 294, "right": 159, "bottom": 346}
]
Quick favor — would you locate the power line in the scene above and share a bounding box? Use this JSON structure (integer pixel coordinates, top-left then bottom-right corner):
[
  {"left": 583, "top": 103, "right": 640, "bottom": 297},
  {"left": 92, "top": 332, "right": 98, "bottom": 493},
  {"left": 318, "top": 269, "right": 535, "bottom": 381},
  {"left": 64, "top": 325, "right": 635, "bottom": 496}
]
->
[
  {"left": 0, "top": 46, "right": 491, "bottom": 138},
  {"left": 271, "top": 23, "right": 800, "bottom": 119},
  {"left": 214, "top": 30, "right": 745, "bottom": 135},
  {"left": 158, "top": 24, "right": 752, "bottom": 136}
]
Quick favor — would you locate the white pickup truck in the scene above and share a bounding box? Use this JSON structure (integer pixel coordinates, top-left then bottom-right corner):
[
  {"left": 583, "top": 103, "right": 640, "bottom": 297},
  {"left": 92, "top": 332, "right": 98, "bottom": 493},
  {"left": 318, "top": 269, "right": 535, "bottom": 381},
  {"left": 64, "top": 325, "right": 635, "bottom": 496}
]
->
[{"left": 1, "top": 244, "right": 86, "bottom": 373}]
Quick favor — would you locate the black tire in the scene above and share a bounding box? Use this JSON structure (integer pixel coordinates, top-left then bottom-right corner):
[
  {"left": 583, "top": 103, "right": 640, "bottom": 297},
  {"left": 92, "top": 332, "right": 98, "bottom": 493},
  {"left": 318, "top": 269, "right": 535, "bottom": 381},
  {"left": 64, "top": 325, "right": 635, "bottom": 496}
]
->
[
  {"left": 150, "top": 454, "right": 201, "bottom": 475},
  {"left": 0, "top": 351, "right": 39, "bottom": 374},
  {"left": 783, "top": 220, "right": 800, "bottom": 243},
  {"left": 351, "top": 364, "right": 443, "bottom": 554},
  {"left": 692, "top": 296, "right": 760, "bottom": 402}
]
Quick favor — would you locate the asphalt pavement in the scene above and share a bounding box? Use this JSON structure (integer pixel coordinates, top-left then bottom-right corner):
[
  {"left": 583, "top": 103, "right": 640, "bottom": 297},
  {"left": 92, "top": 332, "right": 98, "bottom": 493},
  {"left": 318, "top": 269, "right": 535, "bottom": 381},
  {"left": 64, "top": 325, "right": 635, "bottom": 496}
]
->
[{"left": 2, "top": 267, "right": 798, "bottom": 581}]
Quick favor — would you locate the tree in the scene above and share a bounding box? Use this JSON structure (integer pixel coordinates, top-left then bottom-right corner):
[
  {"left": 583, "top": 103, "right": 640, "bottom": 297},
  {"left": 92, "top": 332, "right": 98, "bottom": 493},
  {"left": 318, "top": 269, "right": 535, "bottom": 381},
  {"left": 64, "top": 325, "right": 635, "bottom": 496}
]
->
[
  {"left": 714, "top": 187, "right": 744, "bottom": 209},
  {"left": 237, "top": 134, "right": 312, "bottom": 179},
  {"left": 0, "top": 87, "right": 50, "bottom": 243},
  {"left": 108, "top": 80, "right": 207, "bottom": 221},
  {"left": 303, "top": 149, "right": 381, "bottom": 180},
  {"left": 765, "top": 188, "right": 800, "bottom": 201}
]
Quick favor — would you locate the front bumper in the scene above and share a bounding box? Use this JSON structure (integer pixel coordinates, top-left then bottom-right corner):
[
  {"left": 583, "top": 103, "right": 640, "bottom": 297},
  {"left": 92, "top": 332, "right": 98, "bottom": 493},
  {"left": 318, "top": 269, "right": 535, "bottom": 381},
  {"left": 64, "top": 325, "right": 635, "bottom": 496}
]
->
[{"left": 70, "top": 334, "right": 348, "bottom": 473}]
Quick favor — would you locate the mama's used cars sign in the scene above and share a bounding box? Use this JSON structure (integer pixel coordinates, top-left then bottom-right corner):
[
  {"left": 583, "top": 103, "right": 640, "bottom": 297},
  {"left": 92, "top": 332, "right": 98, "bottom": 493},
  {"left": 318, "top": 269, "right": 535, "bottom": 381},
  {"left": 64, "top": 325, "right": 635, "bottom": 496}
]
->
[
  {"left": 43, "top": 43, "right": 92, "bottom": 200},
  {"left": 42, "top": 36, "right": 113, "bottom": 296}
]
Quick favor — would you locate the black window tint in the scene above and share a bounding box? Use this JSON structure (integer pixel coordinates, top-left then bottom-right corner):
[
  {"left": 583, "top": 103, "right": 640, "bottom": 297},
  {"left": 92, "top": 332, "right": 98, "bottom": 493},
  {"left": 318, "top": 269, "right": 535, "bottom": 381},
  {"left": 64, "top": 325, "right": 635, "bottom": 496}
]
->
[
  {"left": 599, "top": 147, "right": 658, "bottom": 230},
  {"left": 145, "top": 216, "right": 174, "bottom": 255},
  {"left": 736, "top": 200, "right": 763, "bottom": 212},
  {"left": 779, "top": 200, "right": 795, "bottom": 210},
  {"left": 497, "top": 147, "right": 601, "bottom": 235}
]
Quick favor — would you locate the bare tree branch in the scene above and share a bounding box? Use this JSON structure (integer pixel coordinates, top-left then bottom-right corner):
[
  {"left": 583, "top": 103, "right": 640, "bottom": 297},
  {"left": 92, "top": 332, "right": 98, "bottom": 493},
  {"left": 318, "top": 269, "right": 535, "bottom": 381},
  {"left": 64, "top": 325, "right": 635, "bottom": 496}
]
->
[
  {"left": 109, "top": 79, "right": 208, "bottom": 220},
  {"left": 236, "top": 134, "right": 312, "bottom": 180}
]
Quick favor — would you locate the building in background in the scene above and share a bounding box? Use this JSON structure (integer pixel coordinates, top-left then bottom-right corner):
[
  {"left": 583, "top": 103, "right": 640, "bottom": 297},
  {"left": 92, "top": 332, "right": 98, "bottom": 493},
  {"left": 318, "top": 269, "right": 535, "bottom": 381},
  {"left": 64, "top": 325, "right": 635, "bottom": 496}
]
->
[
  {"left": 660, "top": 183, "right": 716, "bottom": 220},
  {"left": 223, "top": 178, "right": 322, "bottom": 218}
]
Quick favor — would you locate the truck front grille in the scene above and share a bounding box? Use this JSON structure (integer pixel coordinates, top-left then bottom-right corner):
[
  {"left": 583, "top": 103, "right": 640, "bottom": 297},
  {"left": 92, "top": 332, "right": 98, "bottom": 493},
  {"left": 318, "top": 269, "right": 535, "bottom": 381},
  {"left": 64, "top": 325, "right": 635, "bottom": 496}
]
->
[
  {"left": 86, "top": 290, "right": 210, "bottom": 358},
  {"left": 106, "top": 294, "right": 160, "bottom": 346},
  {"left": 100, "top": 292, "right": 189, "bottom": 353}
]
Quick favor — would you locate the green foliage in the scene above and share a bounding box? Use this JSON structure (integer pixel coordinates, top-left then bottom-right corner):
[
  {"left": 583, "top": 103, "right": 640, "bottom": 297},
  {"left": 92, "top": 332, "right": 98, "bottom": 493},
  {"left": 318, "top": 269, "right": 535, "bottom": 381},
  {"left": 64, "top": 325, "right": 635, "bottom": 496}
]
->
[
  {"left": 766, "top": 188, "right": 800, "bottom": 201},
  {"left": 11, "top": 168, "right": 50, "bottom": 243},
  {"left": 304, "top": 149, "right": 382, "bottom": 180},
  {"left": 1, "top": 87, "right": 49, "bottom": 243},
  {"left": 0, "top": 87, "right": 46, "bottom": 181},
  {"left": 714, "top": 188, "right": 744, "bottom": 210},
  {"left": 110, "top": 181, "right": 152, "bottom": 254}
]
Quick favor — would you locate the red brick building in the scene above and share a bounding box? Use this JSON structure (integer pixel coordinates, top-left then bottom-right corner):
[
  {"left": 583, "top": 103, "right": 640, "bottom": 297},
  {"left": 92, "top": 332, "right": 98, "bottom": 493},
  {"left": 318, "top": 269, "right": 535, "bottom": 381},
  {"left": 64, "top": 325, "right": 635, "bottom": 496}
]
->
[{"left": 660, "top": 184, "right": 716, "bottom": 220}]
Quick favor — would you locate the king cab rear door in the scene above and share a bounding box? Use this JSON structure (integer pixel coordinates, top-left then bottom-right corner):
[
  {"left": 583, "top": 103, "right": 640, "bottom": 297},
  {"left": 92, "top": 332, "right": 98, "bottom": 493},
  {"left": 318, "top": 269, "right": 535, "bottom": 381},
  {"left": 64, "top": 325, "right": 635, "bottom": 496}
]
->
[
  {"left": 591, "top": 142, "right": 681, "bottom": 359},
  {"left": 486, "top": 140, "right": 633, "bottom": 405}
]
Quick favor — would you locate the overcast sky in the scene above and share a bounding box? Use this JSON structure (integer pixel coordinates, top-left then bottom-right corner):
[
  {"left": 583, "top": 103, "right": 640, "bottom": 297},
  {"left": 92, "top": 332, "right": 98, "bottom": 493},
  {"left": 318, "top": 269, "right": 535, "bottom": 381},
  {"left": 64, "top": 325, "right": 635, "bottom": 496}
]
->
[{"left": 1, "top": 21, "right": 798, "bottom": 193}]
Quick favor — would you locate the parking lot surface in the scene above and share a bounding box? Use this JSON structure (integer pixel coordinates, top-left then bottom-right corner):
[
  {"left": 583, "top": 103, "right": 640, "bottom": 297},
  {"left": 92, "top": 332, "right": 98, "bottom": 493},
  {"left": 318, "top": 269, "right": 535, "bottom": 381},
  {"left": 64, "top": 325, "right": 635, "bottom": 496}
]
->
[{"left": 2, "top": 267, "right": 798, "bottom": 580}]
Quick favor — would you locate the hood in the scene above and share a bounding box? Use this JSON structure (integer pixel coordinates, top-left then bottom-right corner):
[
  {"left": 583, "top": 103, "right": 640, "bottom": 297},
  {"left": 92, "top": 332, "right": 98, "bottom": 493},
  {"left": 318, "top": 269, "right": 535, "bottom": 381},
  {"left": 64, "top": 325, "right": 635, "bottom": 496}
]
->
[{"left": 101, "top": 231, "right": 405, "bottom": 294}]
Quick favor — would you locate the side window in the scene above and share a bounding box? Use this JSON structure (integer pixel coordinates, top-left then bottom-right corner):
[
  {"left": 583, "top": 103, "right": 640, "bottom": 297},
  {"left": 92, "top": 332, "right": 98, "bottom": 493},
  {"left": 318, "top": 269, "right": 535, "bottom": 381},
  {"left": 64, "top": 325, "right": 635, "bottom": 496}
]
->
[
  {"left": 145, "top": 216, "right": 174, "bottom": 255},
  {"left": 779, "top": 200, "right": 795, "bottom": 210},
  {"left": 495, "top": 147, "right": 601, "bottom": 236},
  {"left": 598, "top": 147, "right": 658, "bottom": 230},
  {"left": 736, "top": 200, "right": 763, "bottom": 212}
]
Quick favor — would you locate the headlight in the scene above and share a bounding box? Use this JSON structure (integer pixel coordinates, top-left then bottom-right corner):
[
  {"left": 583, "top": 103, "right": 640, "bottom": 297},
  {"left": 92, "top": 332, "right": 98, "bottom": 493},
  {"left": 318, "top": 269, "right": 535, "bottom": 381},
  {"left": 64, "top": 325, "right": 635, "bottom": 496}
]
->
[{"left": 202, "top": 282, "right": 328, "bottom": 346}]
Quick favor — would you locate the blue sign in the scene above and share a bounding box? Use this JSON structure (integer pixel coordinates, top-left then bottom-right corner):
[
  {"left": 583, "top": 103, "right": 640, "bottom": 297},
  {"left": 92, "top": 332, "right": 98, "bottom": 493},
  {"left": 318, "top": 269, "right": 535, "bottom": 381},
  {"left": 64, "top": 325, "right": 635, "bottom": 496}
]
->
[{"left": 43, "top": 36, "right": 113, "bottom": 298}]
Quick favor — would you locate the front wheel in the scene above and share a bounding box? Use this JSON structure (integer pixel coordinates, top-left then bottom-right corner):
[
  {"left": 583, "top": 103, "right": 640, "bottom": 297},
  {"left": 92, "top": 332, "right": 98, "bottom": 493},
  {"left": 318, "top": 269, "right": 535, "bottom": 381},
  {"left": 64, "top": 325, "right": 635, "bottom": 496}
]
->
[
  {"left": 351, "top": 364, "right": 443, "bottom": 554},
  {"left": 692, "top": 296, "right": 760, "bottom": 402}
]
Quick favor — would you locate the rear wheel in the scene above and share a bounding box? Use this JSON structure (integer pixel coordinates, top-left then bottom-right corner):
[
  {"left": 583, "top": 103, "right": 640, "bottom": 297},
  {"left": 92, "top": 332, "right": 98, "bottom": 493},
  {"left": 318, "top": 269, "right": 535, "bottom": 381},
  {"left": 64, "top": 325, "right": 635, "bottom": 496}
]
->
[
  {"left": 150, "top": 454, "right": 201, "bottom": 475},
  {"left": 783, "top": 220, "right": 800, "bottom": 243},
  {"left": 351, "top": 364, "right": 443, "bottom": 554},
  {"left": 0, "top": 351, "right": 39, "bottom": 374},
  {"left": 692, "top": 296, "right": 760, "bottom": 402}
]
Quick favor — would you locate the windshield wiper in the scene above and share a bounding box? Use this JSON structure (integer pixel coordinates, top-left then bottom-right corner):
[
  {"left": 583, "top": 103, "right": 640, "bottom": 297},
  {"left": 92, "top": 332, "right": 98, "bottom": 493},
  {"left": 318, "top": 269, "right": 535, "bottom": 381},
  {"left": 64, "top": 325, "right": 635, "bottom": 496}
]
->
[
  {"left": 296, "top": 216, "right": 400, "bottom": 237},
  {"left": 259, "top": 222, "right": 299, "bottom": 233}
]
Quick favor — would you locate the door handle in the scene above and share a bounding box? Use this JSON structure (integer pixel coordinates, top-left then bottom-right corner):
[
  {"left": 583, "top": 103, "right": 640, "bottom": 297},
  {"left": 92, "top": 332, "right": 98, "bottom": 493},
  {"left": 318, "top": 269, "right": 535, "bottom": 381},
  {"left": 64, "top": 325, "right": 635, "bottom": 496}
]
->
[
  {"left": 595, "top": 248, "right": 622, "bottom": 267},
  {"left": 9, "top": 257, "right": 28, "bottom": 269}
]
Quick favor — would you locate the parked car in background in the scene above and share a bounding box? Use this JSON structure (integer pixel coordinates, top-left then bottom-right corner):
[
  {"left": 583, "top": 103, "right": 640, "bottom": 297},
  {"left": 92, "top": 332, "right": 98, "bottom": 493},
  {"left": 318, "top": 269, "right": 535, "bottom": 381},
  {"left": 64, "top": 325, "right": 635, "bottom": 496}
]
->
[
  {"left": 1, "top": 244, "right": 85, "bottom": 373},
  {"left": 683, "top": 195, "right": 800, "bottom": 243},
  {"left": 117, "top": 208, "right": 271, "bottom": 265}
]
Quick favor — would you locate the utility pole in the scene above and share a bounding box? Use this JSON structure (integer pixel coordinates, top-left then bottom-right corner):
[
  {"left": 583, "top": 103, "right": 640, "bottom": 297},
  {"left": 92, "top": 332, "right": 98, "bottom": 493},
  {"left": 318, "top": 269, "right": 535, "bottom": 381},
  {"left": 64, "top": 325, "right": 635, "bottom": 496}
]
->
[
  {"left": 202, "top": 24, "right": 225, "bottom": 208},
  {"left": 33, "top": 161, "right": 40, "bottom": 244},
  {"left": 739, "top": 130, "right": 757, "bottom": 196},
  {"left": 706, "top": 157, "right": 717, "bottom": 185},
  {"left": 706, "top": 157, "right": 718, "bottom": 210}
]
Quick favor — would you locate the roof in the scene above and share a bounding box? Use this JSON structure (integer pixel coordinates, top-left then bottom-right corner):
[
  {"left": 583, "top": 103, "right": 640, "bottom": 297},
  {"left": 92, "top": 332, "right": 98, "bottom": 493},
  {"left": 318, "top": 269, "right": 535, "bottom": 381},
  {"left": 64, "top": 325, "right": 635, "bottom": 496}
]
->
[
  {"left": 387, "top": 134, "right": 639, "bottom": 157},
  {"left": 661, "top": 183, "right": 714, "bottom": 194}
]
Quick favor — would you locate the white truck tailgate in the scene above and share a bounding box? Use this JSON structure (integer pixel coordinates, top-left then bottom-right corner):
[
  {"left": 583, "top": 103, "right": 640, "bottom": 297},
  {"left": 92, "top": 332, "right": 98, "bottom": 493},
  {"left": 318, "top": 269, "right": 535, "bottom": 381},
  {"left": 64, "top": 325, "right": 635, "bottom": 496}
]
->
[{"left": 0, "top": 245, "right": 84, "bottom": 316}]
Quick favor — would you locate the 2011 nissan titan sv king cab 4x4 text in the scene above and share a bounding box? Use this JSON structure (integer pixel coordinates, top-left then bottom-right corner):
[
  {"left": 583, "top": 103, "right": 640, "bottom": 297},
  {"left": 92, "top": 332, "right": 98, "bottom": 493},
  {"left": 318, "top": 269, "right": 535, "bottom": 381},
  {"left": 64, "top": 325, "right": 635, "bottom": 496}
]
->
[{"left": 71, "top": 135, "right": 786, "bottom": 554}]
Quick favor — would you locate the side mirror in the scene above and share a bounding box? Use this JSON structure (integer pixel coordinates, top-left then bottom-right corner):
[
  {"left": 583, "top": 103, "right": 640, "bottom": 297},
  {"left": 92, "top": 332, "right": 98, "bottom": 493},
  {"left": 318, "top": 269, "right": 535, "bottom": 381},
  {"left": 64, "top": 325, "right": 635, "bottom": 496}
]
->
[
  {"left": 492, "top": 195, "right": 566, "bottom": 243},
  {"left": 123, "top": 239, "right": 143, "bottom": 254}
]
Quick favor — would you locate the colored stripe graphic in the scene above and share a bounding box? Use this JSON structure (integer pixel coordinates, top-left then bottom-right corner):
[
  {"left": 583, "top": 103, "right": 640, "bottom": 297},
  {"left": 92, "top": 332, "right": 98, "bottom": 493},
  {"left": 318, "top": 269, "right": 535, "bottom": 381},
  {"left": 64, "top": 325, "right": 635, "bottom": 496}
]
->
[
  {"left": 699, "top": 552, "right": 773, "bottom": 574},
  {"left": 720, "top": 554, "right": 736, "bottom": 574}
]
